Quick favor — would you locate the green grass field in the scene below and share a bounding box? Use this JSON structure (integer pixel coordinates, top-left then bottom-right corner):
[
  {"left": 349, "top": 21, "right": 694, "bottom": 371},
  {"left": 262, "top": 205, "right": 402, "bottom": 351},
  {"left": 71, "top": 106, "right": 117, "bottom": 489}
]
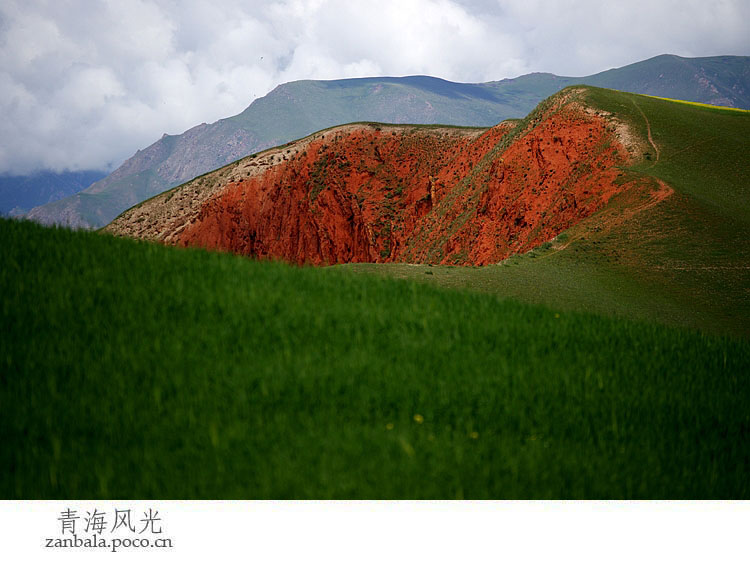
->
[{"left": 2, "top": 217, "right": 748, "bottom": 498}]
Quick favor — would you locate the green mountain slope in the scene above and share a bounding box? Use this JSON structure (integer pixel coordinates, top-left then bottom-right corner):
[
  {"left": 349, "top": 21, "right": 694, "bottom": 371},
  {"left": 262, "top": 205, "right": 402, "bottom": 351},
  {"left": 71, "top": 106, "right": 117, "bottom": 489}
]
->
[
  {"left": 2, "top": 217, "right": 748, "bottom": 498},
  {"left": 344, "top": 87, "right": 750, "bottom": 338},
  {"left": 28, "top": 54, "right": 750, "bottom": 229},
  {"left": 581, "top": 54, "right": 750, "bottom": 107}
]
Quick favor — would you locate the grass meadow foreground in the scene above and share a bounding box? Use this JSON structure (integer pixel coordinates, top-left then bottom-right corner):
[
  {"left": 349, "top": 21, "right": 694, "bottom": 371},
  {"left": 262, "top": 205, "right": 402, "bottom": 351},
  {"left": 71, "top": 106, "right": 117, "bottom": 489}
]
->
[{"left": 1, "top": 217, "right": 748, "bottom": 498}]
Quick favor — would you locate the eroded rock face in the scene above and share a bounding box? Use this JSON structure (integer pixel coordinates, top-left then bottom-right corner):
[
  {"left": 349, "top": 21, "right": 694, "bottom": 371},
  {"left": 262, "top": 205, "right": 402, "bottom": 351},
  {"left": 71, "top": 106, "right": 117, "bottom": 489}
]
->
[
  {"left": 177, "top": 124, "right": 510, "bottom": 265},
  {"left": 106, "top": 90, "right": 640, "bottom": 266}
]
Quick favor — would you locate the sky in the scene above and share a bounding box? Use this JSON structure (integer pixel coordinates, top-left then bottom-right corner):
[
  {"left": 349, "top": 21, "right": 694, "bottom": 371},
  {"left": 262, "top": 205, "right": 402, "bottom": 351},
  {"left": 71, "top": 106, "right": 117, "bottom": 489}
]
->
[{"left": 1, "top": 0, "right": 748, "bottom": 175}]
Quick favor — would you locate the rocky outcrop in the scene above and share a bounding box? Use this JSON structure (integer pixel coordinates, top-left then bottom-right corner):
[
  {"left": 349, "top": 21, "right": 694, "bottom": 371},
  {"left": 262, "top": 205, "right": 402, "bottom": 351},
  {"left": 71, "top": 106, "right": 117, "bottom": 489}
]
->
[{"left": 106, "top": 88, "right": 642, "bottom": 266}]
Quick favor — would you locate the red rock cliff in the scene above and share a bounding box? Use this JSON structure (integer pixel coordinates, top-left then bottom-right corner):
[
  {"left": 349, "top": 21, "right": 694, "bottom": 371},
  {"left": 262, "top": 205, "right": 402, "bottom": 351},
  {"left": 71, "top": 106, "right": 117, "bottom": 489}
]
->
[{"left": 108, "top": 90, "right": 638, "bottom": 266}]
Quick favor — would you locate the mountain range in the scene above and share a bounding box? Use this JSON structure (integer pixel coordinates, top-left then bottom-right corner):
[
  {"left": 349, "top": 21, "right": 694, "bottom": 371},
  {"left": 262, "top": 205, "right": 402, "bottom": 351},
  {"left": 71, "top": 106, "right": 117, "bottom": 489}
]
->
[
  {"left": 0, "top": 170, "right": 106, "bottom": 216},
  {"left": 25, "top": 53, "right": 750, "bottom": 229}
]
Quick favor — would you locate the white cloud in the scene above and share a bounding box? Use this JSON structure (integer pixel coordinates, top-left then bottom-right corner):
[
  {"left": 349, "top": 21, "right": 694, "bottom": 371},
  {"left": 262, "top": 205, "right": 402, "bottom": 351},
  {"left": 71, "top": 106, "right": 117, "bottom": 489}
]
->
[{"left": 0, "top": 0, "right": 747, "bottom": 174}]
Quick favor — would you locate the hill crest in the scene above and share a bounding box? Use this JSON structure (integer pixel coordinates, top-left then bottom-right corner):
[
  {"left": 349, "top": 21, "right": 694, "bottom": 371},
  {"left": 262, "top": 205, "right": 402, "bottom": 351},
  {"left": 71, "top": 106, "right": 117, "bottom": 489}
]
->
[{"left": 106, "top": 87, "right": 649, "bottom": 266}]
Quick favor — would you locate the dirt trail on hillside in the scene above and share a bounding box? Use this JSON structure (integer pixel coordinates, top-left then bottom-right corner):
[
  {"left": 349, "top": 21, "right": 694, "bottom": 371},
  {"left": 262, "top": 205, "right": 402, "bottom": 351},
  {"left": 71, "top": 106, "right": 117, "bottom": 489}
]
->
[
  {"left": 598, "top": 178, "right": 674, "bottom": 235},
  {"left": 633, "top": 100, "right": 660, "bottom": 163},
  {"left": 543, "top": 100, "right": 671, "bottom": 258},
  {"left": 547, "top": 178, "right": 674, "bottom": 255}
]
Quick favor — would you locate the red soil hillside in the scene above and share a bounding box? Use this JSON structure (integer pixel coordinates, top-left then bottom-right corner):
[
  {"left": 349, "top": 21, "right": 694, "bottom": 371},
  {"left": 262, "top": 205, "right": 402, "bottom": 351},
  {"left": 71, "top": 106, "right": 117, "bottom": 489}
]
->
[{"left": 106, "top": 88, "right": 645, "bottom": 266}]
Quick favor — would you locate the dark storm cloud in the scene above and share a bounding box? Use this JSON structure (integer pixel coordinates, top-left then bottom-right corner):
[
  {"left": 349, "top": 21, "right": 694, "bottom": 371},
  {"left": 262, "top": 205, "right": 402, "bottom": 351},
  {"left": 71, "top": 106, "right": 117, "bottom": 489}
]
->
[{"left": 0, "top": 0, "right": 747, "bottom": 174}]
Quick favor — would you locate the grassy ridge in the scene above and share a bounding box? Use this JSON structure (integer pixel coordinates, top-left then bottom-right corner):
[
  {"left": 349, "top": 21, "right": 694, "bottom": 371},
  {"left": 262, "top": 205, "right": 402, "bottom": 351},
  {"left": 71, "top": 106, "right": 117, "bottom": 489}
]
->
[
  {"left": 642, "top": 95, "right": 750, "bottom": 113},
  {"left": 2, "top": 217, "right": 748, "bottom": 498},
  {"left": 586, "top": 87, "right": 750, "bottom": 221},
  {"left": 346, "top": 88, "right": 750, "bottom": 338}
]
